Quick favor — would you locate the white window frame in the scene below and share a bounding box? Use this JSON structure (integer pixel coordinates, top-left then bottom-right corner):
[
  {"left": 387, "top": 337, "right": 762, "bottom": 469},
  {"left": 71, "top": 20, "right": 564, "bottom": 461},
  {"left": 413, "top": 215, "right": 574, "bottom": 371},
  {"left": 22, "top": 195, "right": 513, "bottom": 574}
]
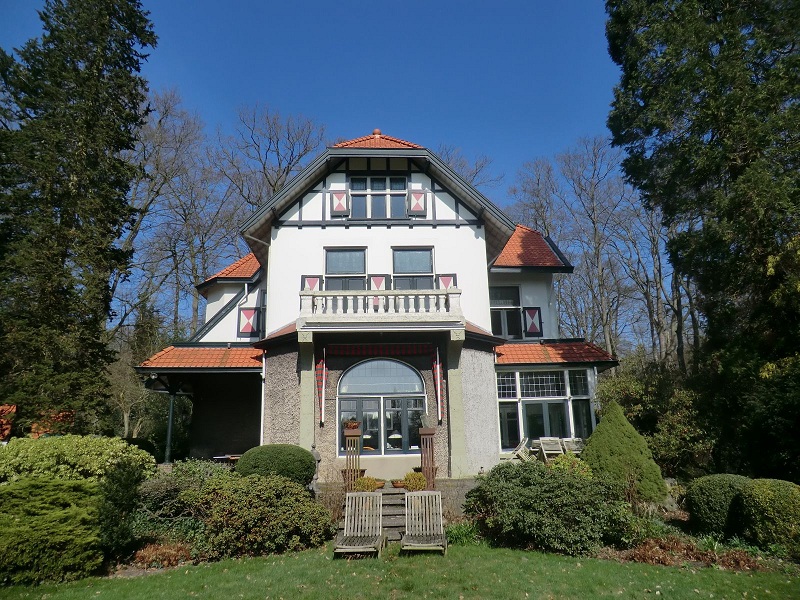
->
[{"left": 495, "top": 367, "right": 598, "bottom": 453}]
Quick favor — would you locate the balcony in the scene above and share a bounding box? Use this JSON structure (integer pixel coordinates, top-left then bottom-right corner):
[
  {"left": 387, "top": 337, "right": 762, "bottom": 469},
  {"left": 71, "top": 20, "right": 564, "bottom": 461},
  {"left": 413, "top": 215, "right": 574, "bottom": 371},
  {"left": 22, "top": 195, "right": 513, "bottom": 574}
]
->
[{"left": 297, "top": 288, "right": 465, "bottom": 333}]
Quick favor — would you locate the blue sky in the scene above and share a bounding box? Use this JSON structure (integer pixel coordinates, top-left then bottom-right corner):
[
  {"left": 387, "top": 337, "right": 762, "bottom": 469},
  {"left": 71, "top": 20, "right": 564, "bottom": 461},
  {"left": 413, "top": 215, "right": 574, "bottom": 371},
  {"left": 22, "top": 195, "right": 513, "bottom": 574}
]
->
[{"left": 1, "top": 1, "right": 620, "bottom": 205}]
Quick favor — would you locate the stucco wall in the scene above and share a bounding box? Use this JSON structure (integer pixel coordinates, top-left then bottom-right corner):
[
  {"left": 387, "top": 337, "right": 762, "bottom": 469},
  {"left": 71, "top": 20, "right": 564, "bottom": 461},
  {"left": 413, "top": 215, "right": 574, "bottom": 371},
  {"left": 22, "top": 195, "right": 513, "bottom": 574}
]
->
[
  {"left": 263, "top": 344, "right": 301, "bottom": 445},
  {"left": 460, "top": 344, "right": 500, "bottom": 474}
]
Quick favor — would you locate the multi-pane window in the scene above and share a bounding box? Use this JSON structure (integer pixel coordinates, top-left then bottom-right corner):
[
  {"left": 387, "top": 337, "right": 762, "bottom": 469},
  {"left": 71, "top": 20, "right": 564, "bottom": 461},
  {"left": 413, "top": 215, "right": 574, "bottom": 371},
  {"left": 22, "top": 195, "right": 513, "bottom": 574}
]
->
[
  {"left": 325, "top": 249, "right": 366, "bottom": 290},
  {"left": 349, "top": 176, "right": 407, "bottom": 219},
  {"left": 490, "top": 287, "right": 523, "bottom": 339},
  {"left": 338, "top": 359, "right": 426, "bottom": 456},
  {"left": 496, "top": 369, "right": 596, "bottom": 451},
  {"left": 393, "top": 248, "right": 434, "bottom": 290}
]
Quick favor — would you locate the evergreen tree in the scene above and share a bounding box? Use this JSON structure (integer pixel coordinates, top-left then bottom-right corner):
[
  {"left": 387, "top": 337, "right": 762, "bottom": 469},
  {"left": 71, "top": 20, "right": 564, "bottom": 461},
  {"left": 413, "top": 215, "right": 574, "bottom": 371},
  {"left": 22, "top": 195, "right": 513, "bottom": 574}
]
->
[
  {"left": 606, "top": 1, "right": 800, "bottom": 477},
  {"left": 0, "top": 0, "right": 156, "bottom": 433}
]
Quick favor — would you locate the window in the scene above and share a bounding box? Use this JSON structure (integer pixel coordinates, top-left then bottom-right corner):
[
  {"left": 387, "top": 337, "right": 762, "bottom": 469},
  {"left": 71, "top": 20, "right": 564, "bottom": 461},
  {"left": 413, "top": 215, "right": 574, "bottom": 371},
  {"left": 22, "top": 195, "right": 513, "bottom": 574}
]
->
[
  {"left": 325, "top": 249, "right": 366, "bottom": 290},
  {"left": 490, "top": 287, "right": 523, "bottom": 339},
  {"left": 495, "top": 369, "right": 596, "bottom": 451},
  {"left": 348, "top": 176, "right": 407, "bottom": 219},
  {"left": 393, "top": 248, "right": 434, "bottom": 290},
  {"left": 338, "top": 359, "right": 426, "bottom": 455}
]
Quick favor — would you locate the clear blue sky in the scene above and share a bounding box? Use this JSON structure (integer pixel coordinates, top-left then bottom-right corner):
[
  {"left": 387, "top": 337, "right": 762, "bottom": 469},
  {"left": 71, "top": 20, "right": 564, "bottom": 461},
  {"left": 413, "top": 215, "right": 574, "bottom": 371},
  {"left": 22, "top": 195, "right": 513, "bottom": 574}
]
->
[{"left": 0, "top": 1, "right": 620, "bottom": 205}]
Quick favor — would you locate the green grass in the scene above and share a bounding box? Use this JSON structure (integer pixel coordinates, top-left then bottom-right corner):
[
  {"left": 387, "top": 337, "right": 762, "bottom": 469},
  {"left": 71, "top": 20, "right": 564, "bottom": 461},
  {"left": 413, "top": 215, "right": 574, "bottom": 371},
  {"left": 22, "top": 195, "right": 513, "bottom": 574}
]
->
[{"left": 1, "top": 544, "right": 797, "bottom": 600}]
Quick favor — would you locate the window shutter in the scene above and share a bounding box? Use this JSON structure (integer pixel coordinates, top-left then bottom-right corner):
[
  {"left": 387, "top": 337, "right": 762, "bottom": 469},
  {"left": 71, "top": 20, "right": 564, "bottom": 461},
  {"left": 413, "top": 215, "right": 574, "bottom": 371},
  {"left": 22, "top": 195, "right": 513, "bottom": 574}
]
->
[
  {"left": 301, "top": 275, "right": 323, "bottom": 291},
  {"left": 406, "top": 189, "right": 428, "bottom": 215},
  {"left": 238, "top": 307, "right": 260, "bottom": 337},
  {"left": 330, "top": 190, "right": 350, "bottom": 216},
  {"left": 523, "top": 307, "right": 543, "bottom": 338},
  {"left": 437, "top": 273, "right": 457, "bottom": 289}
]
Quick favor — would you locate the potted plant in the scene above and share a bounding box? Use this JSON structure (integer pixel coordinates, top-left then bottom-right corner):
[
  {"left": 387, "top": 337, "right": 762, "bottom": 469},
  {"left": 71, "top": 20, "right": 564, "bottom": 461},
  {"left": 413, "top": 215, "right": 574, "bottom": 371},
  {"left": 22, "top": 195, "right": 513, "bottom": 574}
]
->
[
  {"left": 403, "top": 471, "right": 427, "bottom": 492},
  {"left": 344, "top": 417, "right": 361, "bottom": 430},
  {"left": 391, "top": 479, "right": 406, "bottom": 488}
]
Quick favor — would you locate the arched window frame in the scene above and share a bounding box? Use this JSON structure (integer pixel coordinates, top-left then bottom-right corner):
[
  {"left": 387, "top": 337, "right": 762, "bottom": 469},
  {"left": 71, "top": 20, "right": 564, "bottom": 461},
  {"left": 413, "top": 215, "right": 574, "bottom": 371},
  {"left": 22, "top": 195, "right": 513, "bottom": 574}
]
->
[{"left": 337, "top": 358, "right": 427, "bottom": 456}]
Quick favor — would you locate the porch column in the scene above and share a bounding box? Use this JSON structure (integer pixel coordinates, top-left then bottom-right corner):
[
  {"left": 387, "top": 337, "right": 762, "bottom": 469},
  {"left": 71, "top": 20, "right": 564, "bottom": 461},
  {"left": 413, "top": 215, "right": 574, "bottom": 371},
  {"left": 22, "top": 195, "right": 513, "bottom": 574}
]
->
[
  {"left": 298, "top": 330, "right": 316, "bottom": 450},
  {"left": 446, "top": 329, "right": 469, "bottom": 477}
]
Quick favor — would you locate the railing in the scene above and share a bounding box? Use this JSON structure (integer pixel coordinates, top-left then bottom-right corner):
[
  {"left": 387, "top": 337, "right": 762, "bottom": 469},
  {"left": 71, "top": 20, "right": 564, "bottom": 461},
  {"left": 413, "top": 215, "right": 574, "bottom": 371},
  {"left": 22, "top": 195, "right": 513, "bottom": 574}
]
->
[{"left": 299, "top": 288, "right": 462, "bottom": 318}]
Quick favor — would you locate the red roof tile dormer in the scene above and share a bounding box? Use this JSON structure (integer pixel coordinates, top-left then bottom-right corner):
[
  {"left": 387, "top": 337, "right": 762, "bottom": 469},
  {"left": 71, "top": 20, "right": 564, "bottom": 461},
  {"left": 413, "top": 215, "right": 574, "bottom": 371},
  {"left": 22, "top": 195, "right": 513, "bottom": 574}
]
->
[{"left": 492, "top": 225, "right": 572, "bottom": 271}]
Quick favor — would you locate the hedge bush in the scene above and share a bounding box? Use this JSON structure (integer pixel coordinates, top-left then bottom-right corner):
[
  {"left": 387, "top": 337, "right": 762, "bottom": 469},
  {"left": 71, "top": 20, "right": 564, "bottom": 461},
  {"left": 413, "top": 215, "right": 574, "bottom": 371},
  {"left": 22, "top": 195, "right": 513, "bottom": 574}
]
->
[
  {"left": 685, "top": 473, "right": 750, "bottom": 536},
  {"left": 547, "top": 453, "right": 593, "bottom": 478},
  {"left": 403, "top": 471, "right": 427, "bottom": 491},
  {"left": 0, "top": 435, "right": 156, "bottom": 558},
  {"left": 235, "top": 444, "right": 316, "bottom": 486},
  {"left": 737, "top": 478, "right": 800, "bottom": 558},
  {"left": 582, "top": 401, "right": 667, "bottom": 503},
  {"left": 134, "top": 460, "right": 235, "bottom": 544},
  {"left": 463, "top": 460, "right": 628, "bottom": 555},
  {"left": 0, "top": 477, "right": 103, "bottom": 584},
  {"left": 189, "top": 474, "right": 335, "bottom": 559},
  {"left": 0, "top": 434, "right": 157, "bottom": 483}
]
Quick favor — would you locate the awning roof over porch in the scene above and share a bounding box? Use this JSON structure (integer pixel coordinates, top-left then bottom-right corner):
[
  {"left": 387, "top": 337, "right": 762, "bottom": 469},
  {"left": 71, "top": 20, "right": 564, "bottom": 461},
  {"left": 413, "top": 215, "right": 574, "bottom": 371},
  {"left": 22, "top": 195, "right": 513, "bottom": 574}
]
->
[
  {"left": 138, "top": 344, "right": 263, "bottom": 372},
  {"left": 495, "top": 340, "right": 617, "bottom": 370}
]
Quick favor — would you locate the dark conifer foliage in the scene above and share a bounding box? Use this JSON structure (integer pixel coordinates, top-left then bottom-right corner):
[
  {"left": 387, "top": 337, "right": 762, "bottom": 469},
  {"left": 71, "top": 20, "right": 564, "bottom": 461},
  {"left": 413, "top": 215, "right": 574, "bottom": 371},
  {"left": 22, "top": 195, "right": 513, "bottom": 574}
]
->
[
  {"left": 0, "top": 0, "right": 156, "bottom": 432},
  {"left": 606, "top": 1, "right": 800, "bottom": 478}
]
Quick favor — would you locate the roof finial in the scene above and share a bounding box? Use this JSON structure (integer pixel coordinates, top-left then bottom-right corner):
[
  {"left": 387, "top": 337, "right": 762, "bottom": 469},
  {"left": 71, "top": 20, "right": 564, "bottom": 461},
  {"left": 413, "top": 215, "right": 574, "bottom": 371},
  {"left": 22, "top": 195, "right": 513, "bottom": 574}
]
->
[{"left": 372, "top": 128, "right": 381, "bottom": 137}]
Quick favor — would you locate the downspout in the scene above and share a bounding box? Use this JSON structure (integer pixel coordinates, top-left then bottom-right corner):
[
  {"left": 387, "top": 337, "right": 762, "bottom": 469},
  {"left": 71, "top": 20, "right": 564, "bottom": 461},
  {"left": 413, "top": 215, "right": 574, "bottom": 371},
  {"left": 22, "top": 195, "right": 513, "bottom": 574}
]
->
[{"left": 260, "top": 349, "right": 267, "bottom": 445}]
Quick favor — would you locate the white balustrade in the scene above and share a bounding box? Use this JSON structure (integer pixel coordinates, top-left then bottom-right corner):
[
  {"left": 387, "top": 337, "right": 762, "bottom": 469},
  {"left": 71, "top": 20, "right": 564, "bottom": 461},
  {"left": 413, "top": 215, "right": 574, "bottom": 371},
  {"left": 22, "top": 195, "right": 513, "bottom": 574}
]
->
[{"left": 298, "top": 288, "right": 463, "bottom": 323}]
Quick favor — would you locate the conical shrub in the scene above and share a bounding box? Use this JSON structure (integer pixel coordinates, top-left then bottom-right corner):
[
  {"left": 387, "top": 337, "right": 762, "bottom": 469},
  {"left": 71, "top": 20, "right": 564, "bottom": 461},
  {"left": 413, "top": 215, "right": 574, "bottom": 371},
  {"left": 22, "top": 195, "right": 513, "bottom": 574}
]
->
[{"left": 582, "top": 400, "right": 667, "bottom": 502}]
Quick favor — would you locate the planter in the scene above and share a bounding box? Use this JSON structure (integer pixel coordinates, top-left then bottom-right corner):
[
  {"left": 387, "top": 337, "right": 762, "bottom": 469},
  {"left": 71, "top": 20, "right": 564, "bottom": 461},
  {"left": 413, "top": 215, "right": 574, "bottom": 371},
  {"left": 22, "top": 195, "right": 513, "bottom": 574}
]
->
[
  {"left": 391, "top": 480, "right": 406, "bottom": 489},
  {"left": 341, "top": 468, "right": 366, "bottom": 482}
]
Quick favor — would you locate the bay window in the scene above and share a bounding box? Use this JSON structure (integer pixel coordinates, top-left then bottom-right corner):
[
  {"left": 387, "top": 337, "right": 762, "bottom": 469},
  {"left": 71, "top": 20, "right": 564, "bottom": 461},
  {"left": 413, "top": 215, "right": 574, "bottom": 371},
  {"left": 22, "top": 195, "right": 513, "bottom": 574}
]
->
[{"left": 496, "top": 368, "right": 597, "bottom": 451}]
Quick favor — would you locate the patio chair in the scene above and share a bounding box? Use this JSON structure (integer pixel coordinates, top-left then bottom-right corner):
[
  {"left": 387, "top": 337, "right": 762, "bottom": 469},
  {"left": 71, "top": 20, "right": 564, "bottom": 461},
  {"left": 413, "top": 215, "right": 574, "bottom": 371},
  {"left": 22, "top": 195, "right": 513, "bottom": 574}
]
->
[
  {"left": 538, "top": 437, "right": 565, "bottom": 462},
  {"left": 333, "top": 492, "right": 385, "bottom": 558},
  {"left": 561, "top": 437, "right": 585, "bottom": 456},
  {"left": 512, "top": 437, "right": 533, "bottom": 462},
  {"left": 401, "top": 491, "right": 447, "bottom": 555}
]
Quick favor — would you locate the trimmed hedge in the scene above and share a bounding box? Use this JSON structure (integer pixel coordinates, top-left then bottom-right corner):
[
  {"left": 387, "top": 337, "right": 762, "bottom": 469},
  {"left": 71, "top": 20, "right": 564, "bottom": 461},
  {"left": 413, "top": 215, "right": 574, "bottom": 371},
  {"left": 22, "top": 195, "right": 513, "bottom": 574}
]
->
[
  {"left": 189, "top": 474, "right": 336, "bottom": 558},
  {"left": 685, "top": 473, "right": 750, "bottom": 536},
  {"left": 738, "top": 478, "right": 800, "bottom": 558},
  {"left": 235, "top": 444, "right": 316, "bottom": 486},
  {"left": 0, "top": 477, "right": 103, "bottom": 584},
  {"left": 582, "top": 401, "right": 667, "bottom": 502},
  {"left": 464, "top": 460, "right": 628, "bottom": 556},
  {"left": 0, "top": 434, "right": 156, "bottom": 482}
]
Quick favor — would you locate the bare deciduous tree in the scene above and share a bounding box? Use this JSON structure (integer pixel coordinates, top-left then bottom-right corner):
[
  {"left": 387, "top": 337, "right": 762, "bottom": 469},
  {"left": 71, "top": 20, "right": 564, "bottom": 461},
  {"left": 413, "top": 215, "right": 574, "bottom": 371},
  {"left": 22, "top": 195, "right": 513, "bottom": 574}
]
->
[{"left": 437, "top": 144, "right": 504, "bottom": 191}]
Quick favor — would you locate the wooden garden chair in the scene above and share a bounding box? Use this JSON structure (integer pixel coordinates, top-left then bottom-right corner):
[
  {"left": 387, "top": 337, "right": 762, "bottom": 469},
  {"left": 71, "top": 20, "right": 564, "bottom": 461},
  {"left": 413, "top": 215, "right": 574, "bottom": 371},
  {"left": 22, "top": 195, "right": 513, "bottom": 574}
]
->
[
  {"left": 401, "top": 491, "right": 447, "bottom": 555},
  {"left": 512, "top": 437, "right": 533, "bottom": 462},
  {"left": 538, "top": 437, "right": 565, "bottom": 462},
  {"left": 333, "top": 492, "right": 385, "bottom": 558},
  {"left": 561, "top": 437, "right": 585, "bottom": 456}
]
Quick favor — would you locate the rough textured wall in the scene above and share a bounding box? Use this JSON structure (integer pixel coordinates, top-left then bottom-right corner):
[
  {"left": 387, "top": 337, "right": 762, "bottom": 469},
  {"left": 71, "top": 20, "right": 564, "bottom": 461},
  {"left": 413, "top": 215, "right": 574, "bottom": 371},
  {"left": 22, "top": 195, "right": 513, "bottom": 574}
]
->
[
  {"left": 315, "top": 353, "right": 449, "bottom": 483},
  {"left": 263, "top": 345, "right": 301, "bottom": 445},
  {"left": 460, "top": 345, "right": 500, "bottom": 474},
  {"left": 190, "top": 373, "right": 261, "bottom": 458}
]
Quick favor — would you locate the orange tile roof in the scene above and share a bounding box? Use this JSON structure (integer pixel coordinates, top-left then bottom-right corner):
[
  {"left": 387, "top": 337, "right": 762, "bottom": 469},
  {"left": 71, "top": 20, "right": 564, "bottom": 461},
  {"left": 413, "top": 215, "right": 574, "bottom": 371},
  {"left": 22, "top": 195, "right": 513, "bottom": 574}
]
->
[
  {"left": 140, "top": 346, "right": 263, "bottom": 370},
  {"left": 333, "top": 129, "right": 423, "bottom": 149},
  {"left": 203, "top": 253, "right": 260, "bottom": 283},
  {"left": 493, "top": 225, "right": 568, "bottom": 269},
  {"left": 495, "top": 341, "right": 616, "bottom": 365}
]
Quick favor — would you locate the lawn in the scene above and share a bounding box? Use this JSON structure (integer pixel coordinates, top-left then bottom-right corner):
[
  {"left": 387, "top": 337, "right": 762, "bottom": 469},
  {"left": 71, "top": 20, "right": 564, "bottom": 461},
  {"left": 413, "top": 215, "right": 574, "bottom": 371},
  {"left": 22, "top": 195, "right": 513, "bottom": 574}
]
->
[{"left": 1, "top": 545, "right": 797, "bottom": 600}]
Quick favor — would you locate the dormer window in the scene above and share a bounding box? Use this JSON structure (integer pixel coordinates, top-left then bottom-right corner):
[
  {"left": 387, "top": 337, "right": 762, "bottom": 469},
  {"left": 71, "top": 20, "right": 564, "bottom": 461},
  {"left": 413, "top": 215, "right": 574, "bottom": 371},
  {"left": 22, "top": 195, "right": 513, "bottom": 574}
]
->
[{"left": 348, "top": 176, "right": 407, "bottom": 219}]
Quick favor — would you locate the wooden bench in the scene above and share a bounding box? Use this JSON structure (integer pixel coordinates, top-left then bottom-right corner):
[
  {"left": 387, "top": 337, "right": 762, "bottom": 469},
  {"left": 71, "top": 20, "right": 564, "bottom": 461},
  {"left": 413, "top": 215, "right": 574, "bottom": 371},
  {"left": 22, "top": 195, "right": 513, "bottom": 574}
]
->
[
  {"left": 512, "top": 437, "right": 533, "bottom": 462},
  {"left": 401, "top": 491, "right": 447, "bottom": 555},
  {"left": 334, "top": 492, "right": 385, "bottom": 558},
  {"left": 561, "top": 437, "right": 585, "bottom": 456}
]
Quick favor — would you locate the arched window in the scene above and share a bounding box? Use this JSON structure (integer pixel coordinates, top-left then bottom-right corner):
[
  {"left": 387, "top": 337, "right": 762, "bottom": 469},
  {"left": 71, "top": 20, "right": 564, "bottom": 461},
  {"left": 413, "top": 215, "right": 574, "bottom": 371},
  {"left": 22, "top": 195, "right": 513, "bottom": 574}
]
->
[{"left": 338, "top": 359, "right": 426, "bottom": 455}]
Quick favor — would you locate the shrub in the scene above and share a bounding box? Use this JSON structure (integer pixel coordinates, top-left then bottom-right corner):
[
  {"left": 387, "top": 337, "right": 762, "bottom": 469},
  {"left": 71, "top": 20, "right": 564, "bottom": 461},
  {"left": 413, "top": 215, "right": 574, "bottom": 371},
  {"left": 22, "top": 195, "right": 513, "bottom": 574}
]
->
[
  {"left": 0, "top": 435, "right": 156, "bottom": 559},
  {"left": 685, "top": 474, "right": 750, "bottom": 536},
  {"left": 464, "top": 461, "right": 628, "bottom": 555},
  {"left": 445, "top": 520, "right": 481, "bottom": 546},
  {"left": 547, "top": 453, "right": 593, "bottom": 478},
  {"left": 132, "top": 542, "right": 191, "bottom": 569},
  {"left": 582, "top": 401, "right": 667, "bottom": 503},
  {"left": 403, "top": 471, "right": 426, "bottom": 491},
  {"left": 235, "top": 444, "right": 316, "bottom": 486},
  {"left": 737, "top": 478, "right": 800, "bottom": 558},
  {"left": 189, "top": 474, "right": 336, "bottom": 559},
  {"left": 353, "top": 476, "right": 382, "bottom": 491},
  {"left": 124, "top": 437, "right": 158, "bottom": 459},
  {"left": 134, "top": 460, "right": 235, "bottom": 544},
  {"left": 0, "top": 434, "right": 157, "bottom": 483},
  {"left": 0, "top": 477, "right": 104, "bottom": 584}
]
